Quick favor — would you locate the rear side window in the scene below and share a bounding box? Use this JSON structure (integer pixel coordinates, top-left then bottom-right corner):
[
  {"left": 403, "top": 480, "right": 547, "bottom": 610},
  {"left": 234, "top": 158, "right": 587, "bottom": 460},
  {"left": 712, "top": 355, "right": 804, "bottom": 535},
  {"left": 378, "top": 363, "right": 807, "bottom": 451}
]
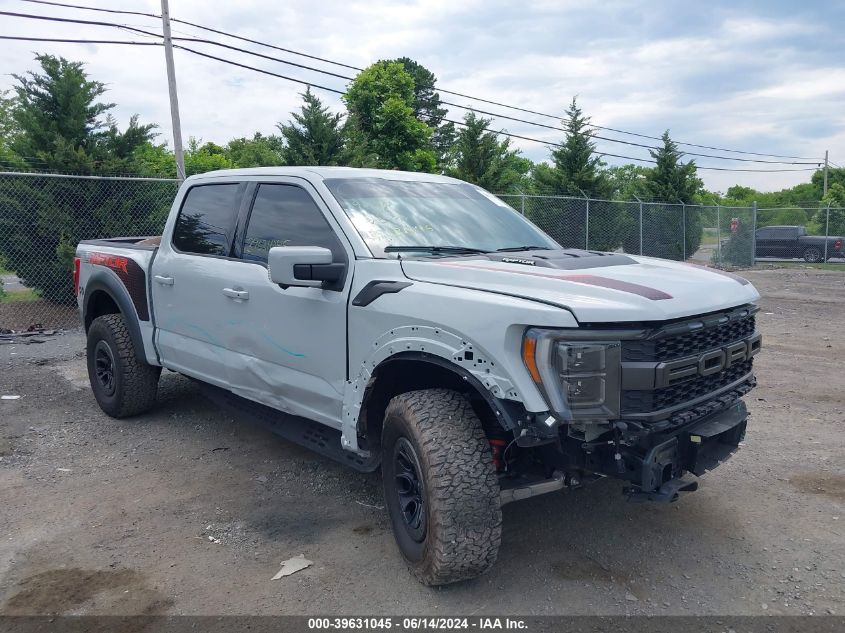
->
[
  {"left": 172, "top": 184, "right": 241, "bottom": 256},
  {"left": 242, "top": 184, "right": 344, "bottom": 263}
]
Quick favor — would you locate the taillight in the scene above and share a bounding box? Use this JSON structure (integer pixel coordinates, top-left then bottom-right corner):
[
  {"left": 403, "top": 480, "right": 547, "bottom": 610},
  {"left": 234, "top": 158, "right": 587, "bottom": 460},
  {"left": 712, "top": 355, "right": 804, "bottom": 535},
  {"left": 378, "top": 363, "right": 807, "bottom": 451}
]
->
[
  {"left": 73, "top": 257, "right": 81, "bottom": 296},
  {"left": 835, "top": 239, "right": 842, "bottom": 251}
]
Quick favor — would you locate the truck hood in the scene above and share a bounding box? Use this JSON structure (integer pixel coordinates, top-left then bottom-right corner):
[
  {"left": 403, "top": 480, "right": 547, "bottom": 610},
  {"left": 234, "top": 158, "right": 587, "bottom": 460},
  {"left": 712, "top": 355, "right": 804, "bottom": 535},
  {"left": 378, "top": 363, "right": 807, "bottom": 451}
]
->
[{"left": 399, "top": 249, "right": 760, "bottom": 323}]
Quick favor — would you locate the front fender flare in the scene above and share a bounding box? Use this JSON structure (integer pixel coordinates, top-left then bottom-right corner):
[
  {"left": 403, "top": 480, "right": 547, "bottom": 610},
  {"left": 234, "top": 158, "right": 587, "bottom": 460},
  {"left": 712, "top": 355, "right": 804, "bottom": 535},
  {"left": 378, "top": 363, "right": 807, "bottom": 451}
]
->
[{"left": 341, "top": 324, "right": 522, "bottom": 454}]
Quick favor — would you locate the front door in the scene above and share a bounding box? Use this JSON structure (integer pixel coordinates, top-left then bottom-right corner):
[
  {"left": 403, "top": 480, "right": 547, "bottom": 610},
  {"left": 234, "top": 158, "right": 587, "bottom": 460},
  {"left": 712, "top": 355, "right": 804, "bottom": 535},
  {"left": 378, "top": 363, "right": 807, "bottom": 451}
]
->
[{"left": 215, "top": 181, "right": 352, "bottom": 429}]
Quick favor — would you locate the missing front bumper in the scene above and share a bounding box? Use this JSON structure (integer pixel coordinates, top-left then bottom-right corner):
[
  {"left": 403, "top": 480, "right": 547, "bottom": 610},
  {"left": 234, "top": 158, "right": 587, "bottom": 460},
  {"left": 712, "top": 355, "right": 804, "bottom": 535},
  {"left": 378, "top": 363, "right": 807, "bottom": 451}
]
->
[{"left": 624, "top": 400, "right": 748, "bottom": 502}]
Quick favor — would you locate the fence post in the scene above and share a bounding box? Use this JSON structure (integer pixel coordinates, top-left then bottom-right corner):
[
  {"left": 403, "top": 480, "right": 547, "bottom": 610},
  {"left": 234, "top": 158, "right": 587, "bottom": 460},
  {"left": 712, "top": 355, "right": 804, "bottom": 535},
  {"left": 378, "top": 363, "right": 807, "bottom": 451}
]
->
[
  {"left": 824, "top": 201, "right": 831, "bottom": 261},
  {"left": 751, "top": 201, "right": 758, "bottom": 265},
  {"left": 681, "top": 201, "right": 686, "bottom": 260},
  {"left": 716, "top": 205, "right": 721, "bottom": 265},
  {"left": 634, "top": 195, "right": 643, "bottom": 255},
  {"left": 583, "top": 192, "right": 590, "bottom": 250}
]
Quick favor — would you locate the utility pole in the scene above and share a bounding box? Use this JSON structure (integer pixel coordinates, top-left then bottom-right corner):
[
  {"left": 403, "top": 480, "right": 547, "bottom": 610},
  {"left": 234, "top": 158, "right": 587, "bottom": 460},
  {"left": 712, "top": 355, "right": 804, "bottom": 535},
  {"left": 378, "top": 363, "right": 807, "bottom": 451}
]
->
[
  {"left": 823, "top": 150, "right": 829, "bottom": 197},
  {"left": 161, "top": 0, "right": 186, "bottom": 181}
]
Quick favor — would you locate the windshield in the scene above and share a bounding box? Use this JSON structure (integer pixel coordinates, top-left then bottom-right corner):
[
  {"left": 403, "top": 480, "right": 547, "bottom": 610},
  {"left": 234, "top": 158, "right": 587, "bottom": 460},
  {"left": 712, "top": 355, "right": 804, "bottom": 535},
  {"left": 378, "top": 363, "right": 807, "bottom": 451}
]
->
[{"left": 323, "top": 178, "right": 559, "bottom": 257}]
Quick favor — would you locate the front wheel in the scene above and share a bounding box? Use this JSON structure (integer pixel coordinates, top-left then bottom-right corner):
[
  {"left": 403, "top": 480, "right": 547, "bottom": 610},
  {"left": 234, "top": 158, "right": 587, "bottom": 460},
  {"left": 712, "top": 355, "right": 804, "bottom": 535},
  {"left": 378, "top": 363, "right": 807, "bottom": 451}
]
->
[
  {"left": 381, "top": 389, "right": 502, "bottom": 586},
  {"left": 86, "top": 314, "right": 161, "bottom": 418},
  {"left": 803, "top": 247, "right": 824, "bottom": 263}
]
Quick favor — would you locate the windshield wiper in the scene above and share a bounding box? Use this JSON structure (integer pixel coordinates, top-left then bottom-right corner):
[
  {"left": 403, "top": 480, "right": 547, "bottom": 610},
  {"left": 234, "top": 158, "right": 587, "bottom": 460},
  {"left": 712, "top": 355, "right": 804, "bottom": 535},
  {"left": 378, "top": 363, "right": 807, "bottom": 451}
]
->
[
  {"left": 495, "top": 245, "right": 553, "bottom": 252},
  {"left": 384, "top": 245, "right": 489, "bottom": 255}
]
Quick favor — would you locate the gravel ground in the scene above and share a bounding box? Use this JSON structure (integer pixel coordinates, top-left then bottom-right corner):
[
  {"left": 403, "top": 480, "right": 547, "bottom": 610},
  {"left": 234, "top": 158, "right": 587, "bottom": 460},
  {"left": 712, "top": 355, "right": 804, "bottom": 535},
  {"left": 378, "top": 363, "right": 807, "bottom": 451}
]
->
[{"left": 0, "top": 267, "right": 842, "bottom": 616}]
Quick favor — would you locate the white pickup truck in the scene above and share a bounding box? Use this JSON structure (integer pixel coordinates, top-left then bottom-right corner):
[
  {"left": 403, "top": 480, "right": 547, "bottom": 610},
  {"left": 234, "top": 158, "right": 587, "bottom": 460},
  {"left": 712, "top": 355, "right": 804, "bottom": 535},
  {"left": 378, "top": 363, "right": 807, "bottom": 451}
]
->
[{"left": 75, "top": 167, "right": 762, "bottom": 585}]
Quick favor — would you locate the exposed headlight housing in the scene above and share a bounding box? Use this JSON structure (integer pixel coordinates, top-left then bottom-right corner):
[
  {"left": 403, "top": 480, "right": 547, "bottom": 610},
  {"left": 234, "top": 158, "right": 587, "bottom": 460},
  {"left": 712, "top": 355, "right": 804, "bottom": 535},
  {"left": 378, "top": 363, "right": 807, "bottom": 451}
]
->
[{"left": 522, "top": 329, "right": 622, "bottom": 421}]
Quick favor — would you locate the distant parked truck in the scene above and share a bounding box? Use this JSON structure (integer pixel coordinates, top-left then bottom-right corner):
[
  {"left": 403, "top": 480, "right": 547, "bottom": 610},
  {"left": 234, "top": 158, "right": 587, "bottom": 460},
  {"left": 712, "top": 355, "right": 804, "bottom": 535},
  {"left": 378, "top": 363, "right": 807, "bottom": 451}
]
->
[{"left": 755, "top": 225, "right": 844, "bottom": 262}]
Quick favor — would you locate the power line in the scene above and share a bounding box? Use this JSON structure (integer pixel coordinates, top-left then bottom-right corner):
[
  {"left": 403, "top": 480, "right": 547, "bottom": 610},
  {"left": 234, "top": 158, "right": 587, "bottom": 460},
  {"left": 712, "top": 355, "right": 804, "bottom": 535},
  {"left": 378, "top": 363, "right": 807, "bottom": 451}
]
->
[
  {"left": 14, "top": 0, "right": 825, "bottom": 162},
  {"left": 17, "top": 0, "right": 158, "bottom": 19},
  {"left": 3, "top": 9, "right": 822, "bottom": 166},
  {"left": 0, "top": 32, "right": 822, "bottom": 174},
  {"left": 0, "top": 34, "right": 159, "bottom": 46}
]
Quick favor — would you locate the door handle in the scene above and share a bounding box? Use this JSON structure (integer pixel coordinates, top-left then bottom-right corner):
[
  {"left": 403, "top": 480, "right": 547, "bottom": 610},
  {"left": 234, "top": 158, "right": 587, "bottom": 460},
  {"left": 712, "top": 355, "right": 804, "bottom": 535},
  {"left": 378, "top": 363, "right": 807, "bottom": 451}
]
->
[
  {"left": 154, "top": 275, "right": 174, "bottom": 286},
  {"left": 222, "top": 288, "right": 249, "bottom": 300}
]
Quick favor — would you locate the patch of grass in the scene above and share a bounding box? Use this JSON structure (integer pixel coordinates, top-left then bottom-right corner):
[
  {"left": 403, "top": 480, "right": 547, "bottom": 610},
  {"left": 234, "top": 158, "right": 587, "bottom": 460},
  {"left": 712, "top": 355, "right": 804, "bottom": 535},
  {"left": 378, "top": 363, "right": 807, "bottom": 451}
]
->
[
  {"left": 700, "top": 227, "right": 720, "bottom": 247},
  {"left": 0, "top": 288, "right": 40, "bottom": 303},
  {"left": 754, "top": 261, "right": 845, "bottom": 271}
]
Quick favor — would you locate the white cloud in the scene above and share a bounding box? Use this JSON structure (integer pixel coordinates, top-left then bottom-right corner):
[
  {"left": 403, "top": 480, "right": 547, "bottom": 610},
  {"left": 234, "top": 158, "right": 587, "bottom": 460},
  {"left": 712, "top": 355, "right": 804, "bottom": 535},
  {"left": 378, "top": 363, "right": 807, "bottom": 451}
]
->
[{"left": 0, "top": 0, "right": 841, "bottom": 193}]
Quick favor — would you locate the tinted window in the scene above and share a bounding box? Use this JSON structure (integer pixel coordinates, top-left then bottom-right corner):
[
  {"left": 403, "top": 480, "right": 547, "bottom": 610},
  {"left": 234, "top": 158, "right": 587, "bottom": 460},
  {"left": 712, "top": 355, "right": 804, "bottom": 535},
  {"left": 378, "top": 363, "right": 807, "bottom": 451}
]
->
[
  {"left": 756, "top": 228, "right": 773, "bottom": 239},
  {"left": 771, "top": 227, "right": 796, "bottom": 238},
  {"left": 242, "top": 184, "right": 344, "bottom": 263},
  {"left": 173, "top": 184, "right": 241, "bottom": 255}
]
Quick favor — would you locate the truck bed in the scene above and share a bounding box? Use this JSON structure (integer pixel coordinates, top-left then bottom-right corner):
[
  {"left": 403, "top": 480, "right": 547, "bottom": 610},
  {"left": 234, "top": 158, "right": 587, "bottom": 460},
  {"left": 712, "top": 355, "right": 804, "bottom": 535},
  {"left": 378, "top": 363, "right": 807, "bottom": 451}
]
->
[{"left": 79, "top": 236, "right": 162, "bottom": 249}]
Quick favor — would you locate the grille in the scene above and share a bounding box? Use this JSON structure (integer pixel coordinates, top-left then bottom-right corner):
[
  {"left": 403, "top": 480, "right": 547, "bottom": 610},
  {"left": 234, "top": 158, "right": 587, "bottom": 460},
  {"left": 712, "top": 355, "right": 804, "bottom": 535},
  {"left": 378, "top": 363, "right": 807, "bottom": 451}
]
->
[
  {"left": 623, "top": 313, "right": 755, "bottom": 362},
  {"left": 622, "top": 360, "right": 753, "bottom": 414}
]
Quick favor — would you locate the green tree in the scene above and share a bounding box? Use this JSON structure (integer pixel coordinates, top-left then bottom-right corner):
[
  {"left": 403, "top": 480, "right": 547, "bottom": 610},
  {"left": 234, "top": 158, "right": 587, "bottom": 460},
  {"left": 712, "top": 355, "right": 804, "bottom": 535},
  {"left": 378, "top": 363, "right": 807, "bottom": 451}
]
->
[
  {"left": 622, "top": 132, "right": 703, "bottom": 260},
  {"left": 225, "top": 132, "right": 284, "bottom": 167},
  {"left": 0, "top": 89, "right": 24, "bottom": 169},
  {"left": 185, "top": 139, "right": 234, "bottom": 175},
  {"left": 532, "top": 97, "right": 610, "bottom": 197},
  {"left": 821, "top": 182, "right": 845, "bottom": 235},
  {"left": 278, "top": 88, "right": 346, "bottom": 165},
  {"left": 389, "top": 57, "right": 454, "bottom": 169},
  {"left": 0, "top": 54, "right": 159, "bottom": 302},
  {"left": 528, "top": 98, "right": 625, "bottom": 250},
  {"left": 812, "top": 167, "right": 845, "bottom": 199},
  {"left": 643, "top": 131, "right": 702, "bottom": 204},
  {"left": 445, "top": 112, "right": 530, "bottom": 193},
  {"left": 606, "top": 164, "right": 649, "bottom": 200},
  {"left": 343, "top": 61, "right": 436, "bottom": 172},
  {"left": 11, "top": 54, "right": 156, "bottom": 173}
]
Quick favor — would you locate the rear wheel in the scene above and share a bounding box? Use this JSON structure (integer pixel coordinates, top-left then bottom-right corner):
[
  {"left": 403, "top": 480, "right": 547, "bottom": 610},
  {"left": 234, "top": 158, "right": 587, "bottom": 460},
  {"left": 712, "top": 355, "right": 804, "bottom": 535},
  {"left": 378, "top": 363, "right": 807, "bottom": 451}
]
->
[
  {"left": 803, "top": 246, "right": 824, "bottom": 262},
  {"left": 381, "top": 389, "right": 502, "bottom": 586},
  {"left": 86, "top": 314, "right": 161, "bottom": 418}
]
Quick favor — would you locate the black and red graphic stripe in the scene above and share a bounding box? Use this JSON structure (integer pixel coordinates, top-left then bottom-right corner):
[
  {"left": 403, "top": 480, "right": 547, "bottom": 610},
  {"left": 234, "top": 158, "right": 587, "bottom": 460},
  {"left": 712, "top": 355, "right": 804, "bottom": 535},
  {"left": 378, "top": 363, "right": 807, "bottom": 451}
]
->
[
  {"left": 436, "top": 262, "right": 673, "bottom": 300},
  {"left": 87, "top": 252, "right": 150, "bottom": 321}
]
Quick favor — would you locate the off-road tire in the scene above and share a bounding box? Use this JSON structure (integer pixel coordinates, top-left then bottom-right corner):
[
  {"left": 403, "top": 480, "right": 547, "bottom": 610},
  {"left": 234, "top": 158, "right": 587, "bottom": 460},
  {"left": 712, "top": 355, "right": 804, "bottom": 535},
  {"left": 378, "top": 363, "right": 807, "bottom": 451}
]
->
[
  {"left": 381, "top": 388, "right": 502, "bottom": 586},
  {"left": 803, "top": 247, "right": 824, "bottom": 263},
  {"left": 86, "top": 314, "right": 160, "bottom": 418}
]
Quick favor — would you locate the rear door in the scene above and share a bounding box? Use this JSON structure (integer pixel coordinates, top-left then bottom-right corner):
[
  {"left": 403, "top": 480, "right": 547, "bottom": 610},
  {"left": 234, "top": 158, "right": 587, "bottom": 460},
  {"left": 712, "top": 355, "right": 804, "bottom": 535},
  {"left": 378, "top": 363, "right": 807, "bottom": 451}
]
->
[
  {"left": 151, "top": 181, "right": 246, "bottom": 386},
  {"left": 755, "top": 227, "right": 774, "bottom": 257},
  {"left": 216, "top": 180, "right": 352, "bottom": 428}
]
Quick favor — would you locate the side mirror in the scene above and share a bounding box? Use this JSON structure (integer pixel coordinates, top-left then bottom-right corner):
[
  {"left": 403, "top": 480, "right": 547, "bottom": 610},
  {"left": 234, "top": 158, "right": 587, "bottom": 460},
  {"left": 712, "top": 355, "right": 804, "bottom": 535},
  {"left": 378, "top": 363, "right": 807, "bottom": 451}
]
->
[{"left": 267, "top": 246, "right": 345, "bottom": 289}]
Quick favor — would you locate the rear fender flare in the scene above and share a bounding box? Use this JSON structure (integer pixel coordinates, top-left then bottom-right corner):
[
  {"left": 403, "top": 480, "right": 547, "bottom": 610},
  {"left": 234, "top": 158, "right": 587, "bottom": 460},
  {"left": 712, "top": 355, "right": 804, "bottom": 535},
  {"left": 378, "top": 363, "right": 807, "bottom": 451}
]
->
[{"left": 82, "top": 270, "right": 146, "bottom": 363}]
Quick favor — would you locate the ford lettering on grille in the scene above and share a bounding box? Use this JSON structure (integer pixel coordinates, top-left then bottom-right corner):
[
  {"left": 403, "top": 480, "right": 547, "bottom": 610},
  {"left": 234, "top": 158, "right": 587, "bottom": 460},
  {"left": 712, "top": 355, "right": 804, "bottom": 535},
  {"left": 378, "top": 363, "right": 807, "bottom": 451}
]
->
[{"left": 655, "top": 333, "right": 761, "bottom": 388}]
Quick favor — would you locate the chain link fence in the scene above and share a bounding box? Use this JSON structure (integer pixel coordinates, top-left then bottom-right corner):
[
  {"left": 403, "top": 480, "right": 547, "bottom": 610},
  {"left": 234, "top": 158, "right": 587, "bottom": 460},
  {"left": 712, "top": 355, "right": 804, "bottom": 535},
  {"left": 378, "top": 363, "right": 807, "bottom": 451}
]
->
[
  {"left": 0, "top": 171, "right": 842, "bottom": 330},
  {"left": 0, "top": 171, "right": 178, "bottom": 331}
]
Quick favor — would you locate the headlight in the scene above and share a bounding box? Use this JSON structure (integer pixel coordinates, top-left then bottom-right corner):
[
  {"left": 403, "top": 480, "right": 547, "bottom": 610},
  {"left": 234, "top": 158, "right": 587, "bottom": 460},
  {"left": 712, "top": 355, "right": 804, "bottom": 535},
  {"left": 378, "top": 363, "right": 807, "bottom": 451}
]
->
[{"left": 522, "top": 329, "right": 622, "bottom": 420}]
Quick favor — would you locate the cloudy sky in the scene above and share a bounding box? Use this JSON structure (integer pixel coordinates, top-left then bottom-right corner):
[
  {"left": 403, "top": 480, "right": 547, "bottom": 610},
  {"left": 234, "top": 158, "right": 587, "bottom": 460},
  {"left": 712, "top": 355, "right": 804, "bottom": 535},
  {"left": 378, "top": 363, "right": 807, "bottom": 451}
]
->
[{"left": 1, "top": 0, "right": 843, "bottom": 192}]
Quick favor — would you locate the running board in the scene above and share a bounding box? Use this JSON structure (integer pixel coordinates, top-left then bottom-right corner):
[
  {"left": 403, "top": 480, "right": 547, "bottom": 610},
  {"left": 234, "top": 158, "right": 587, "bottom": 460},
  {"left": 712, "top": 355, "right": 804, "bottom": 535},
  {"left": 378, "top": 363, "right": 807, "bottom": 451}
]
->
[
  {"left": 500, "top": 471, "right": 566, "bottom": 505},
  {"left": 198, "top": 384, "right": 381, "bottom": 473}
]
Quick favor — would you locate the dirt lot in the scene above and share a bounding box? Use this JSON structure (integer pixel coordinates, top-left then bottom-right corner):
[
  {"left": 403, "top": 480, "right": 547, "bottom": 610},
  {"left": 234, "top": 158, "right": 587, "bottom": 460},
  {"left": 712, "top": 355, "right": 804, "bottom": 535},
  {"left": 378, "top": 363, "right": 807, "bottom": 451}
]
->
[{"left": 0, "top": 267, "right": 842, "bottom": 616}]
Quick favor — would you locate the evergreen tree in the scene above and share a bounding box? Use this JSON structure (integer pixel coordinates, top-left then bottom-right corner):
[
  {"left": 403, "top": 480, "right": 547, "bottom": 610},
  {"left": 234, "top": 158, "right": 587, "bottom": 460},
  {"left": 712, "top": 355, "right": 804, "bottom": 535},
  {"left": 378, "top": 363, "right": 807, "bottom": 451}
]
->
[
  {"left": 11, "top": 54, "right": 155, "bottom": 173},
  {"left": 626, "top": 131, "right": 704, "bottom": 260},
  {"left": 0, "top": 54, "right": 159, "bottom": 302},
  {"left": 643, "top": 131, "right": 702, "bottom": 203},
  {"left": 446, "top": 112, "right": 530, "bottom": 193},
  {"left": 278, "top": 88, "right": 346, "bottom": 166},
  {"left": 532, "top": 97, "right": 609, "bottom": 197},
  {"left": 529, "top": 97, "right": 622, "bottom": 250}
]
